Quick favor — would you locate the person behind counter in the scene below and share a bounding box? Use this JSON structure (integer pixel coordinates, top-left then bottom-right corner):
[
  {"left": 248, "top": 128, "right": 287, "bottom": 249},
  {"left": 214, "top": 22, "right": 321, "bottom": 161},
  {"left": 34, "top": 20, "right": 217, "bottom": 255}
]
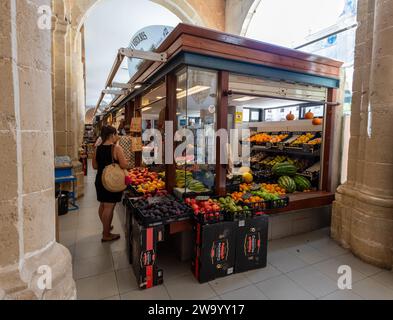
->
[
  {"left": 118, "top": 119, "right": 126, "bottom": 136},
  {"left": 92, "top": 125, "right": 128, "bottom": 242}
]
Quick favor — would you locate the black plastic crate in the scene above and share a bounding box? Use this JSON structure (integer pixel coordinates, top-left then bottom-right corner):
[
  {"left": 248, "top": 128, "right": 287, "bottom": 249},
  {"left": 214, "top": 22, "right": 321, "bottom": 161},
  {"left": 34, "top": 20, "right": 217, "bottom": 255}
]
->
[
  {"left": 193, "top": 211, "right": 226, "bottom": 225},
  {"left": 268, "top": 196, "right": 290, "bottom": 210},
  {"left": 131, "top": 196, "right": 193, "bottom": 228}
]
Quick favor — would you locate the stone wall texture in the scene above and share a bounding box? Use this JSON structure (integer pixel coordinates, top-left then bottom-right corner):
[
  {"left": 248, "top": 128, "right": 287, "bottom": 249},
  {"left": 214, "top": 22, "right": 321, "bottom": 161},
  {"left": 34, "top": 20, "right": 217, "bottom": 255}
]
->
[
  {"left": 332, "top": 0, "right": 393, "bottom": 269},
  {"left": 0, "top": 0, "right": 75, "bottom": 299}
]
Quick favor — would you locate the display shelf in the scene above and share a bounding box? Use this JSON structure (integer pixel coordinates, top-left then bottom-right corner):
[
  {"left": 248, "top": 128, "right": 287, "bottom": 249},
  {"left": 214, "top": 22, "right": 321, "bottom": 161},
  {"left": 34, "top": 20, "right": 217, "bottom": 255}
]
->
[
  {"left": 252, "top": 145, "right": 320, "bottom": 157},
  {"left": 268, "top": 191, "right": 334, "bottom": 214}
]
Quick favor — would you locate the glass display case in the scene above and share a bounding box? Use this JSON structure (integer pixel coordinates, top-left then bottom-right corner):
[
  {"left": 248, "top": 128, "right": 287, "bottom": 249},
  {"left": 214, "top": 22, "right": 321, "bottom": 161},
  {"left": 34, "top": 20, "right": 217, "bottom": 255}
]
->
[{"left": 174, "top": 67, "right": 218, "bottom": 197}]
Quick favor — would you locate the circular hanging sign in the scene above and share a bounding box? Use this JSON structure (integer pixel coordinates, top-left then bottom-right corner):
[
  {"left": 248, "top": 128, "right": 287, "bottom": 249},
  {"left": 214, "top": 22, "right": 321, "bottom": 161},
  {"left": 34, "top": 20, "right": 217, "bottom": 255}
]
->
[
  {"left": 127, "top": 25, "right": 174, "bottom": 78},
  {"left": 208, "top": 105, "right": 216, "bottom": 114}
]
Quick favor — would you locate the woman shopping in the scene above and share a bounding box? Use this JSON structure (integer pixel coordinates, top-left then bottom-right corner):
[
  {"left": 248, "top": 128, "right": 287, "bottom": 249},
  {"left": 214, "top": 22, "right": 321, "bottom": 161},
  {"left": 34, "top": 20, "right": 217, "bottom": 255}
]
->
[{"left": 93, "top": 125, "right": 128, "bottom": 242}]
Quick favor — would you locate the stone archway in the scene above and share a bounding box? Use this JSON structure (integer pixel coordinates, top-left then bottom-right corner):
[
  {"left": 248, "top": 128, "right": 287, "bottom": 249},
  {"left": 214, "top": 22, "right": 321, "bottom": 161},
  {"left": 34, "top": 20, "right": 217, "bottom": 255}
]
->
[
  {"left": 51, "top": 0, "right": 226, "bottom": 166},
  {"left": 225, "top": 0, "right": 261, "bottom": 36}
]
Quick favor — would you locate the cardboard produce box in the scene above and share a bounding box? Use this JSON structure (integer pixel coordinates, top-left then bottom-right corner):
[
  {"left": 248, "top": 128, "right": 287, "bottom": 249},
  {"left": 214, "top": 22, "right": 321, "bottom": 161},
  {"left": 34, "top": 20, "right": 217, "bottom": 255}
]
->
[
  {"left": 192, "top": 221, "right": 236, "bottom": 283},
  {"left": 234, "top": 215, "right": 268, "bottom": 273},
  {"left": 132, "top": 220, "right": 165, "bottom": 289}
]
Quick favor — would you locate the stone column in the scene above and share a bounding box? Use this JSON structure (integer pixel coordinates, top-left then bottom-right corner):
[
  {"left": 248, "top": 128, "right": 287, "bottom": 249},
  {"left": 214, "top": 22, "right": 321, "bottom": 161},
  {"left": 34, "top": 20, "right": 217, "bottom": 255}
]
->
[
  {"left": 332, "top": 0, "right": 393, "bottom": 269},
  {"left": 52, "top": 2, "right": 85, "bottom": 198},
  {"left": 0, "top": 0, "right": 75, "bottom": 299}
]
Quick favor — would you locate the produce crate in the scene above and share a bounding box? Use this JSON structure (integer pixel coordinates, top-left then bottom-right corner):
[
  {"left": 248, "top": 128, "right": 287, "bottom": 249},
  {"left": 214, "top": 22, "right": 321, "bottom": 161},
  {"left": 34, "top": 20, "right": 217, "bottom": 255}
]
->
[
  {"left": 193, "top": 211, "right": 226, "bottom": 225},
  {"left": 253, "top": 170, "right": 274, "bottom": 183},
  {"left": 126, "top": 185, "right": 144, "bottom": 198},
  {"left": 173, "top": 188, "right": 213, "bottom": 200},
  {"left": 184, "top": 196, "right": 226, "bottom": 225},
  {"left": 239, "top": 196, "right": 289, "bottom": 212},
  {"left": 192, "top": 221, "right": 236, "bottom": 283},
  {"left": 129, "top": 195, "right": 193, "bottom": 228},
  {"left": 234, "top": 215, "right": 268, "bottom": 273},
  {"left": 223, "top": 209, "right": 263, "bottom": 222}
]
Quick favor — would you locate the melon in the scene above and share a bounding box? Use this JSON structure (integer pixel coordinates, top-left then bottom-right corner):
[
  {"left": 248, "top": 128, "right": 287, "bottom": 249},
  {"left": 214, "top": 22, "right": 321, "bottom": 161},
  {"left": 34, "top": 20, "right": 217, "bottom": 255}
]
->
[
  {"left": 293, "top": 175, "right": 312, "bottom": 192},
  {"left": 272, "top": 162, "right": 297, "bottom": 176},
  {"left": 278, "top": 176, "right": 296, "bottom": 193}
]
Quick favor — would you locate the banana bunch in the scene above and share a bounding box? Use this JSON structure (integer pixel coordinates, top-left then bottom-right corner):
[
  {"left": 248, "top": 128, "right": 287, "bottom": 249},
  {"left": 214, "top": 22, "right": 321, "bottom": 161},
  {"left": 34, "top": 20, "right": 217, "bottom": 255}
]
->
[
  {"left": 262, "top": 155, "right": 287, "bottom": 167},
  {"left": 176, "top": 170, "right": 193, "bottom": 188},
  {"left": 186, "top": 179, "right": 209, "bottom": 192}
]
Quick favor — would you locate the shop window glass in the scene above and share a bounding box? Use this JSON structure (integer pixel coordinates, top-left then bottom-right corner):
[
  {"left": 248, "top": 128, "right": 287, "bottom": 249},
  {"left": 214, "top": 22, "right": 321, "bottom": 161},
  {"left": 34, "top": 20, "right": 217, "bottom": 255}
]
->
[
  {"left": 141, "top": 81, "right": 166, "bottom": 166},
  {"left": 175, "top": 67, "right": 218, "bottom": 195},
  {"left": 251, "top": 110, "right": 260, "bottom": 121},
  {"left": 243, "top": 109, "right": 250, "bottom": 122}
]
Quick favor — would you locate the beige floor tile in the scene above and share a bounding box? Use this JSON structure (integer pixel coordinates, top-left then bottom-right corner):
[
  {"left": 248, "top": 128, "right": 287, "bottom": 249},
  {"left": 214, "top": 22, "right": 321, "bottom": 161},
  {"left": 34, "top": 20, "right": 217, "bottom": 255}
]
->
[
  {"left": 321, "top": 289, "right": 363, "bottom": 300},
  {"left": 76, "top": 227, "right": 103, "bottom": 242},
  {"left": 74, "top": 254, "right": 114, "bottom": 280},
  {"left": 74, "top": 238, "right": 112, "bottom": 260},
  {"left": 165, "top": 273, "right": 216, "bottom": 300},
  {"left": 268, "top": 249, "right": 308, "bottom": 273},
  {"left": 220, "top": 284, "right": 268, "bottom": 300},
  {"left": 59, "top": 229, "right": 76, "bottom": 247},
  {"left": 76, "top": 272, "right": 119, "bottom": 300},
  {"left": 120, "top": 285, "right": 170, "bottom": 300},
  {"left": 312, "top": 257, "right": 368, "bottom": 283},
  {"left": 352, "top": 278, "right": 393, "bottom": 300},
  {"left": 307, "top": 238, "right": 348, "bottom": 257},
  {"left": 108, "top": 236, "right": 127, "bottom": 253},
  {"left": 287, "top": 266, "right": 338, "bottom": 298},
  {"left": 115, "top": 268, "right": 139, "bottom": 294},
  {"left": 286, "top": 244, "right": 330, "bottom": 264},
  {"left": 256, "top": 275, "right": 315, "bottom": 300},
  {"left": 209, "top": 273, "right": 252, "bottom": 295},
  {"left": 59, "top": 212, "right": 79, "bottom": 231},
  {"left": 243, "top": 264, "right": 282, "bottom": 284},
  {"left": 112, "top": 251, "right": 132, "bottom": 271},
  {"left": 370, "top": 271, "right": 393, "bottom": 290},
  {"left": 336, "top": 253, "right": 383, "bottom": 277}
]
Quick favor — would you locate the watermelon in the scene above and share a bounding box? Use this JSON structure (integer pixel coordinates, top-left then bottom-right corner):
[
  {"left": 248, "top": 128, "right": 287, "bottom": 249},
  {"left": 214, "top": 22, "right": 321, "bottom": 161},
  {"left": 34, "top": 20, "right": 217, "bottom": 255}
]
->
[
  {"left": 293, "top": 175, "right": 311, "bottom": 192},
  {"left": 278, "top": 176, "right": 296, "bottom": 193},
  {"left": 272, "top": 162, "right": 297, "bottom": 176}
]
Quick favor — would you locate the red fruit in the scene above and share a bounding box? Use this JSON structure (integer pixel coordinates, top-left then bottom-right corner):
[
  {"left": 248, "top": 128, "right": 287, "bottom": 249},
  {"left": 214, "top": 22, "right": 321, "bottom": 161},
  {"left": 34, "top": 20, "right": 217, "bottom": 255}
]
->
[{"left": 192, "top": 204, "right": 199, "bottom": 212}]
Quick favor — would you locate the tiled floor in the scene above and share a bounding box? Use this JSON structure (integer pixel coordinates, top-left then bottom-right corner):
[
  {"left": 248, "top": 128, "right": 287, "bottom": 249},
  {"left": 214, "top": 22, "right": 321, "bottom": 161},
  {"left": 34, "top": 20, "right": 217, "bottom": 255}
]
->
[{"left": 58, "top": 164, "right": 393, "bottom": 300}]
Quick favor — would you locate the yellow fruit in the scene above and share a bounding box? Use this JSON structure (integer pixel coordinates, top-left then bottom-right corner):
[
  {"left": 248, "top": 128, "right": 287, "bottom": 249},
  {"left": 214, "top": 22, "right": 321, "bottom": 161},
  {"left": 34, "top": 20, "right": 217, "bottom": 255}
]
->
[{"left": 242, "top": 173, "right": 253, "bottom": 184}]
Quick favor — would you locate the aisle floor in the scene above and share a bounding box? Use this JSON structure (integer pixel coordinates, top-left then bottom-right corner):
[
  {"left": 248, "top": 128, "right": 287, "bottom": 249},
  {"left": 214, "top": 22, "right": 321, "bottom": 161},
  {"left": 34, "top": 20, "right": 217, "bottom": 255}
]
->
[{"left": 58, "top": 163, "right": 393, "bottom": 300}]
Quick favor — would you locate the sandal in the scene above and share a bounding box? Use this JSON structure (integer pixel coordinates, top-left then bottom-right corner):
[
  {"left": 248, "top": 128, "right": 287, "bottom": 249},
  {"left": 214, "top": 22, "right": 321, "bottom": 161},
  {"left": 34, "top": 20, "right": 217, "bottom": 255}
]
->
[
  {"left": 102, "top": 226, "right": 114, "bottom": 235},
  {"left": 101, "top": 233, "right": 121, "bottom": 243}
]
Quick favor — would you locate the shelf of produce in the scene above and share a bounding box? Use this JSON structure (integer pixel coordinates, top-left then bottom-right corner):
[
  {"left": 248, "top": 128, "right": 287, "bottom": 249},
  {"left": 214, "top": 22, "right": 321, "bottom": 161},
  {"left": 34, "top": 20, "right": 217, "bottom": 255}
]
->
[
  {"left": 252, "top": 145, "right": 320, "bottom": 157},
  {"left": 268, "top": 191, "right": 335, "bottom": 214}
]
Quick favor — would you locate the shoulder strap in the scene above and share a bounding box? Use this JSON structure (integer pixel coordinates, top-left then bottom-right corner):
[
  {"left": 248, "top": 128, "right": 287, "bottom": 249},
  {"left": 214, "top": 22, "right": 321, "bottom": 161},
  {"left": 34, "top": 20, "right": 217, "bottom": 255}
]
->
[{"left": 111, "top": 144, "right": 115, "bottom": 164}]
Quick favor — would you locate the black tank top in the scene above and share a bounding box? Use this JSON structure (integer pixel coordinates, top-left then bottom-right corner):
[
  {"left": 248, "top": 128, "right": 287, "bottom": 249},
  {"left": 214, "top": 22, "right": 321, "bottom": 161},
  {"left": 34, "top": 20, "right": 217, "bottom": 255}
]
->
[{"left": 96, "top": 145, "right": 119, "bottom": 175}]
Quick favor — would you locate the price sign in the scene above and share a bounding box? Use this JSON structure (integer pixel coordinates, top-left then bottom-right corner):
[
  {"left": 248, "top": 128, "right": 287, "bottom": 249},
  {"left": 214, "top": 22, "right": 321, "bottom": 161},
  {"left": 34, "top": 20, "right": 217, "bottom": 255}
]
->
[{"left": 130, "top": 117, "right": 142, "bottom": 132}]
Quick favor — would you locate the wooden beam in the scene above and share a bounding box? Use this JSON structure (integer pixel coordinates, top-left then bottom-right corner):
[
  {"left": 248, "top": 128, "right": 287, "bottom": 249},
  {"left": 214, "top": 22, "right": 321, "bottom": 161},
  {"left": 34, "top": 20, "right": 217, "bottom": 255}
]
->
[
  {"left": 321, "top": 88, "right": 337, "bottom": 192},
  {"left": 165, "top": 73, "right": 177, "bottom": 193},
  {"left": 216, "top": 71, "right": 229, "bottom": 196},
  {"left": 134, "top": 96, "right": 142, "bottom": 167}
]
